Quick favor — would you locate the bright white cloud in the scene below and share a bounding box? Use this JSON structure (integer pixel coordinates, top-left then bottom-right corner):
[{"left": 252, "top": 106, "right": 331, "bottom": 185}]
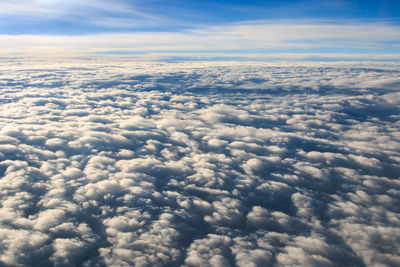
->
[{"left": 0, "top": 58, "right": 399, "bottom": 266}]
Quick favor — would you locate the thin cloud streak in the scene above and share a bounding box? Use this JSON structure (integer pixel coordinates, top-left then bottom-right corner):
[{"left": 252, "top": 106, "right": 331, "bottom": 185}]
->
[
  {"left": 0, "top": 0, "right": 144, "bottom": 17},
  {"left": 0, "top": 0, "right": 163, "bottom": 30},
  {"left": 1, "top": 20, "right": 400, "bottom": 58}
]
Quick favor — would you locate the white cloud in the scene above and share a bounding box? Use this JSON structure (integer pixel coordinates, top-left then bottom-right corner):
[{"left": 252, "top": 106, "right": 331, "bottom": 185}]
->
[
  {"left": 0, "top": 20, "right": 400, "bottom": 58},
  {"left": 0, "top": 0, "right": 154, "bottom": 21},
  {"left": 0, "top": 58, "right": 399, "bottom": 266}
]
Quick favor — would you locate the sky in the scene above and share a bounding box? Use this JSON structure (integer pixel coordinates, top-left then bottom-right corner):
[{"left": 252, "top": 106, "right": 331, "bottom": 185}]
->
[
  {"left": 1, "top": 0, "right": 400, "bottom": 59},
  {"left": 1, "top": 1, "right": 400, "bottom": 266}
]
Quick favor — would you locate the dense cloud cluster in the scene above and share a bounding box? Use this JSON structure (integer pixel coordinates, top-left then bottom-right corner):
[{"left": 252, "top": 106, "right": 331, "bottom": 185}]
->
[{"left": 0, "top": 58, "right": 399, "bottom": 266}]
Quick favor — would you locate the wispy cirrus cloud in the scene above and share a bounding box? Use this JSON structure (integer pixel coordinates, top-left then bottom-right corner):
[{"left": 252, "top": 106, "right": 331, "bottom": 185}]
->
[
  {"left": 0, "top": 0, "right": 145, "bottom": 18},
  {"left": 0, "top": 1, "right": 399, "bottom": 59},
  {"left": 1, "top": 20, "right": 400, "bottom": 59},
  {"left": 0, "top": 0, "right": 167, "bottom": 33}
]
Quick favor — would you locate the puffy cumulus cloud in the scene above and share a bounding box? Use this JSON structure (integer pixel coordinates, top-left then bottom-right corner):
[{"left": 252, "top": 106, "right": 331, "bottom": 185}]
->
[
  {"left": 0, "top": 57, "right": 399, "bottom": 266},
  {"left": 183, "top": 234, "right": 232, "bottom": 267}
]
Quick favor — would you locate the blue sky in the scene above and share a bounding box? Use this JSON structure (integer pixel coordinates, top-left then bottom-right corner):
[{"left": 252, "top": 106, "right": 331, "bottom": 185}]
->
[
  {"left": 0, "top": 0, "right": 400, "bottom": 58},
  {"left": 1, "top": 0, "right": 400, "bottom": 34}
]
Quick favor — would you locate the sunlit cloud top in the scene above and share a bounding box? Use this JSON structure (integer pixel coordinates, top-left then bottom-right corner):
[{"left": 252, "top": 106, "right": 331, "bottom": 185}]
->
[{"left": 1, "top": 0, "right": 400, "bottom": 59}]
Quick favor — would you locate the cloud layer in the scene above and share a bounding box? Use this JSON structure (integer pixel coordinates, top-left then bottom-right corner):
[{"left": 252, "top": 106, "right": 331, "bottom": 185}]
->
[
  {"left": 0, "top": 58, "right": 399, "bottom": 266},
  {"left": 1, "top": 20, "right": 400, "bottom": 58}
]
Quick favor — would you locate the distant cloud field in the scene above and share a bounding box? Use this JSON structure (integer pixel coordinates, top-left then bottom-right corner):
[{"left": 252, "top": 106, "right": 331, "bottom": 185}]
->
[{"left": 0, "top": 58, "right": 399, "bottom": 266}]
